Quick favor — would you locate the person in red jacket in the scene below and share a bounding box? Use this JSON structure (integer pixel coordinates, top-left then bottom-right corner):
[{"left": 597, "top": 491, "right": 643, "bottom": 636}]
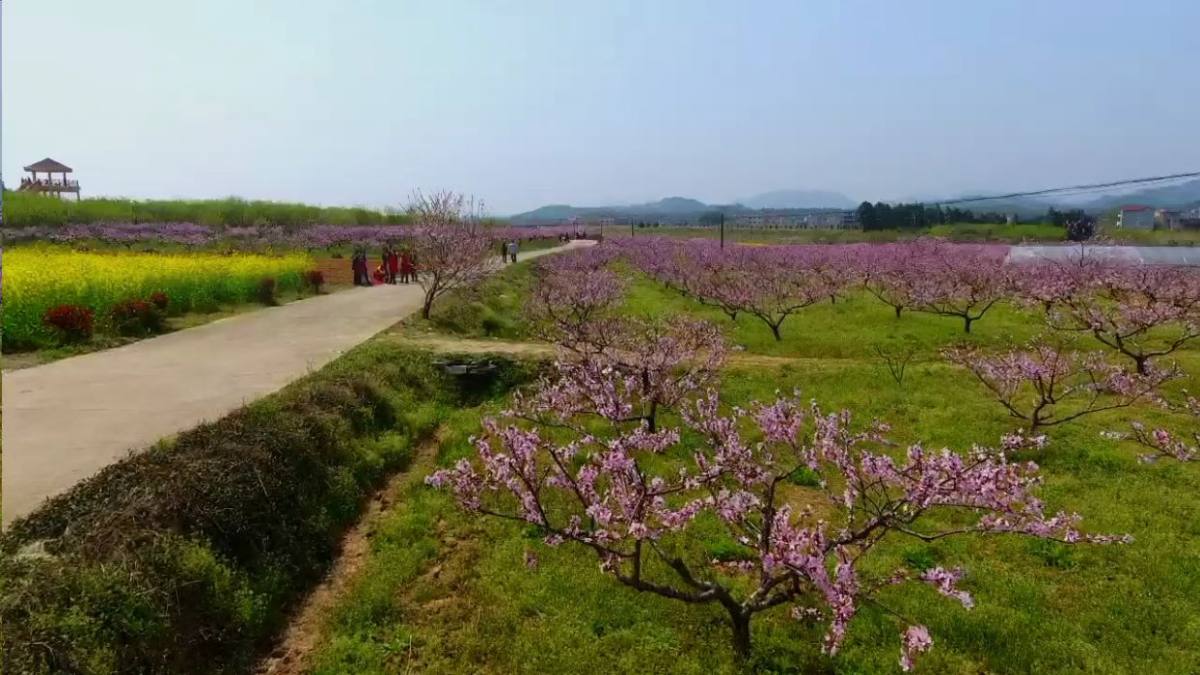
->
[{"left": 387, "top": 247, "right": 400, "bottom": 284}]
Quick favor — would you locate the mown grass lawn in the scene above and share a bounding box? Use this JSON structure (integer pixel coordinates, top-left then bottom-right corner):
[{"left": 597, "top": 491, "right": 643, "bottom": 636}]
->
[{"left": 313, "top": 261, "right": 1200, "bottom": 674}]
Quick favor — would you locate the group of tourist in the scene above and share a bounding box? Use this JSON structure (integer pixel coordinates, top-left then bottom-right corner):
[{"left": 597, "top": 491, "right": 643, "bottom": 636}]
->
[
  {"left": 350, "top": 245, "right": 415, "bottom": 286},
  {"left": 557, "top": 231, "right": 599, "bottom": 244},
  {"left": 500, "top": 240, "right": 519, "bottom": 264}
]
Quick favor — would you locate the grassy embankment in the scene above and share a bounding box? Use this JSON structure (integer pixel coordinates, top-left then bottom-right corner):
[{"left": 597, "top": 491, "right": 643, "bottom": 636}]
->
[
  {"left": 312, "top": 261, "right": 1200, "bottom": 674},
  {"left": 0, "top": 342, "right": 537, "bottom": 674}
]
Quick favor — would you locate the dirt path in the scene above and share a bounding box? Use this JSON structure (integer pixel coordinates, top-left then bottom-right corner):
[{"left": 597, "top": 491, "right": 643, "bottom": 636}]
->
[
  {"left": 256, "top": 433, "right": 444, "bottom": 675},
  {"left": 390, "top": 334, "right": 826, "bottom": 369},
  {"left": 2, "top": 241, "right": 592, "bottom": 527}
]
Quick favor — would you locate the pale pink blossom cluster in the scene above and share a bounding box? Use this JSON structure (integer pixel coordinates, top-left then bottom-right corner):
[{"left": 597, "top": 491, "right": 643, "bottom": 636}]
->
[
  {"left": 900, "top": 624, "right": 933, "bottom": 671},
  {"left": 1105, "top": 395, "right": 1200, "bottom": 463}
]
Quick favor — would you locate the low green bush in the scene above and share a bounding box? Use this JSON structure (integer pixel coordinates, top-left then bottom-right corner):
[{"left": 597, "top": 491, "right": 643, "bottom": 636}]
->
[{"left": 0, "top": 344, "right": 534, "bottom": 674}]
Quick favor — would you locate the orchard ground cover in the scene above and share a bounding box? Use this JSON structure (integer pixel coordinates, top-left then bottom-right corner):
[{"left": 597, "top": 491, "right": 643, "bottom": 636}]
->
[
  {"left": 605, "top": 222, "right": 1066, "bottom": 245},
  {"left": 603, "top": 222, "right": 1200, "bottom": 246},
  {"left": 301, "top": 242, "right": 1200, "bottom": 674}
]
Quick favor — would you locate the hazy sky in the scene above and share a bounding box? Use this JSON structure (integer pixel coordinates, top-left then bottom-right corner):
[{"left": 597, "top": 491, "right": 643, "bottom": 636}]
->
[{"left": 4, "top": 1, "right": 1198, "bottom": 214}]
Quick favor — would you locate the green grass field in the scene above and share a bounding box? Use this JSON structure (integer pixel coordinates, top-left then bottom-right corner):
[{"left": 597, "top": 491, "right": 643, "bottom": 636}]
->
[{"left": 309, "top": 260, "right": 1200, "bottom": 674}]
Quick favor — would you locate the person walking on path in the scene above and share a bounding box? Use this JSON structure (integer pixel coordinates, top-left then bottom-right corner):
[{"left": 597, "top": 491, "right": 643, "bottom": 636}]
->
[
  {"left": 351, "top": 248, "right": 370, "bottom": 286},
  {"left": 506, "top": 240, "right": 519, "bottom": 264},
  {"left": 380, "top": 246, "right": 392, "bottom": 284},
  {"left": 499, "top": 240, "right": 509, "bottom": 264},
  {"left": 386, "top": 246, "right": 400, "bottom": 284},
  {"left": 399, "top": 249, "right": 415, "bottom": 283}
]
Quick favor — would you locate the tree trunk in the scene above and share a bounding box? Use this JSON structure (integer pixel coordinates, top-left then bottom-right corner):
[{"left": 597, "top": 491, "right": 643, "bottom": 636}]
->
[
  {"left": 422, "top": 299, "right": 433, "bottom": 319},
  {"left": 963, "top": 316, "right": 973, "bottom": 333},
  {"left": 728, "top": 609, "right": 752, "bottom": 661},
  {"left": 769, "top": 323, "right": 782, "bottom": 341},
  {"left": 1135, "top": 355, "right": 1149, "bottom": 376},
  {"left": 894, "top": 306, "right": 902, "bottom": 319}
]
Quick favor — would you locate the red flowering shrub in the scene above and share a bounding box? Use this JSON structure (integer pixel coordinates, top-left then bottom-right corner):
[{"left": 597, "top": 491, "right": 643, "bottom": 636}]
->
[
  {"left": 256, "top": 277, "right": 278, "bottom": 306},
  {"left": 42, "top": 305, "right": 95, "bottom": 343},
  {"left": 303, "top": 270, "right": 325, "bottom": 294},
  {"left": 149, "top": 291, "right": 170, "bottom": 311},
  {"left": 111, "top": 298, "right": 166, "bottom": 336}
]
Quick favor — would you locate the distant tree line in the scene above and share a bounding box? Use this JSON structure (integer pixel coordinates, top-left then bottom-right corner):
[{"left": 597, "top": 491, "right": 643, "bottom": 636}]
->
[
  {"left": 856, "top": 201, "right": 1098, "bottom": 239},
  {"left": 856, "top": 202, "right": 1014, "bottom": 231},
  {"left": 1048, "top": 207, "right": 1097, "bottom": 241}
]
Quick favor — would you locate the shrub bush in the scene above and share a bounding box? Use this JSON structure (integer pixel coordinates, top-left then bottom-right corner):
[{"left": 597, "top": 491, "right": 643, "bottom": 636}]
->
[
  {"left": 41, "top": 304, "right": 95, "bottom": 343},
  {"left": 303, "top": 269, "right": 325, "bottom": 294},
  {"left": 149, "top": 291, "right": 170, "bottom": 311},
  {"left": 110, "top": 298, "right": 166, "bottom": 336},
  {"left": 0, "top": 345, "right": 535, "bottom": 675},
  {"left": 256, "top": 277, "right": 278, "bottom": 305}
]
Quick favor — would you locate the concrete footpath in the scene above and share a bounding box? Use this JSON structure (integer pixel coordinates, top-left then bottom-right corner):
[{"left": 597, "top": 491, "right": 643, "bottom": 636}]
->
[{"left": 2, "top": 241, "right": 589, "bottom": 526}]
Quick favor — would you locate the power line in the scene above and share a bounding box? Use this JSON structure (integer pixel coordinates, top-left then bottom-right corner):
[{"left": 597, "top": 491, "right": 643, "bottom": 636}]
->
[{"left": 933, "top": 171, "right": 1200, "bottom": 206}]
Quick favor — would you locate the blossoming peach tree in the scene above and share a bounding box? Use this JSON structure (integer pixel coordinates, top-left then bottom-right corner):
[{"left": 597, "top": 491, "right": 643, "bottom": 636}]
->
[
  {"left": 1105, "top": 393, "right": 1200, "bottom": 463},
  {"left": 426, "top": 319, "right": 1127, "bottom": 670},
  {"left": 945, "top": 339, "right": 1176, "bottom": 433},
  {"left": 1042, "top": 262, "right": 1200, "bottom": 375},
  {"left": 404, "top": 190, "right": 495, "bottom": 319}
]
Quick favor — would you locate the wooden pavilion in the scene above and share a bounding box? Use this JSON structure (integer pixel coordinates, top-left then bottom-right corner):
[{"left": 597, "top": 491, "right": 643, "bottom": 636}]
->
[{"left": 18, "top": 157, "right": 81, "bottom": 200}]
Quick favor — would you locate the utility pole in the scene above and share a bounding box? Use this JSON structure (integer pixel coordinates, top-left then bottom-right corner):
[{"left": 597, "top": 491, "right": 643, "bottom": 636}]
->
[{"left": 719, "top": 212, "right": 725, "bottom": 249}]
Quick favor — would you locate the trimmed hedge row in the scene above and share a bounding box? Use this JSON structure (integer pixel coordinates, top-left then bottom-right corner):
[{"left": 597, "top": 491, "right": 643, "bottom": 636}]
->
[{"left": 0, "top": 343, "right": 535, "bottom": 674}]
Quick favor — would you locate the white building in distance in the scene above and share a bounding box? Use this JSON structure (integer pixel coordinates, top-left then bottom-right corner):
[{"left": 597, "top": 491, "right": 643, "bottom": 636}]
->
[{"left": 1116, "top": 205, "right": 1155, "bottom": 230}]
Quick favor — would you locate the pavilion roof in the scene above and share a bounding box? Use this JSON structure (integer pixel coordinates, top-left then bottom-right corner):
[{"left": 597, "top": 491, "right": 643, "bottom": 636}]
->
[{"left": 24, "top": 157, "right": 73, "bottom": 173}]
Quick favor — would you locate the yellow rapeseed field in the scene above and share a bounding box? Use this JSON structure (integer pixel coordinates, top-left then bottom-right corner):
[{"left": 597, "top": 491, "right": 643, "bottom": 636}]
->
[{"left": 3, "top": 246, "right": 311, "bottom": 348}]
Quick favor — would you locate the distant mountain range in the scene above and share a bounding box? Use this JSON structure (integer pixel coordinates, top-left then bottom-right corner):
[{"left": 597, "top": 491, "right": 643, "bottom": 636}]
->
[
  {"left": 507, "top": 180, "right": 1200, "bottom": 224},
  {"left": 509, "top": 197, "right": 709, "bottom": 223},
  {"left": 508, "top": 190, "right": 855, "bottom": 224}
]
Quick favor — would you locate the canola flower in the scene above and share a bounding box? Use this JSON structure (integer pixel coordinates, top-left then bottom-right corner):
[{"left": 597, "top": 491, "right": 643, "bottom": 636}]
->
[{"left": 3, "top": 245, "right": 311, "bottom": 348}]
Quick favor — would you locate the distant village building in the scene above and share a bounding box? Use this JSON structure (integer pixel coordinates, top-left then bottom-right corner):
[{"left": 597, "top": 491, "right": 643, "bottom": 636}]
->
[
  {"left": 17, "top": 158, "right": 81, "bottom": 200},
  {"left": 731, "top": 210, "right": 856, "bottom": 230},
  {"left": 1178, "top": 207, "right": 1200, "bottom": 230},
  {"left": 1155, "top": 209, "right": 1184, "bottom": 230},
  {"left": 1116, "top": 205, "right": 1155, "bottom": 230}
]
